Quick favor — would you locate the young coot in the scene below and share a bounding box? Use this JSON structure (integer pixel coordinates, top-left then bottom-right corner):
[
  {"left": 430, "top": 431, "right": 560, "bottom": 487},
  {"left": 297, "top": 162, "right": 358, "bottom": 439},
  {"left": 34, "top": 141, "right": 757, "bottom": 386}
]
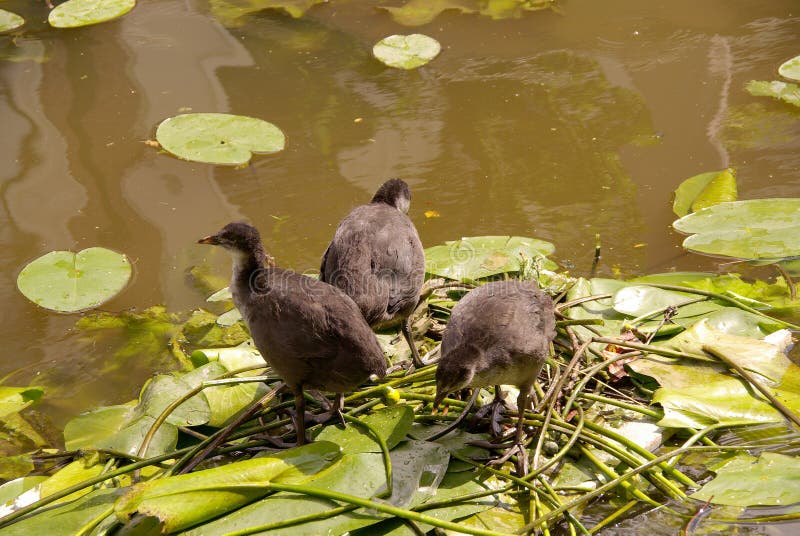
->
[
  {"left": 320, "top": 179, "right": 426, "bottom": 367},
  {"left": 199, "top": 222, "right": 386, "bottom": 445},
  {"left": 434, "top": 280, "right": 556, "bottom": 467}
]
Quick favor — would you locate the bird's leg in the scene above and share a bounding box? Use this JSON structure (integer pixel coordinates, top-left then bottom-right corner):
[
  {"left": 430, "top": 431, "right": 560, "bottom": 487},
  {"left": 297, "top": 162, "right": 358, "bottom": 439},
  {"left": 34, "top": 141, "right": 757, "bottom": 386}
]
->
[
  {"left": 472, "top": 385, "right": 508, "bottom": 436},
  {"left": 402, "top": 316, "right": 424, "bottom": 369},
  {"left": 293, "top": 386, "right": 308, "bottom": 446},
  {"left": 513, "top": 388, "right": 531, "bottom": 476}
]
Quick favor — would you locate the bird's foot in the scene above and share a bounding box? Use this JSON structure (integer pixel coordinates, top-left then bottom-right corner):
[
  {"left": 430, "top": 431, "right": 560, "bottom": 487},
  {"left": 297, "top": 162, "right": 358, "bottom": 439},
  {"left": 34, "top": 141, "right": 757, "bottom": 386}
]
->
[{"left": 472, "top": 396, "right": 512, "bottom": 437}]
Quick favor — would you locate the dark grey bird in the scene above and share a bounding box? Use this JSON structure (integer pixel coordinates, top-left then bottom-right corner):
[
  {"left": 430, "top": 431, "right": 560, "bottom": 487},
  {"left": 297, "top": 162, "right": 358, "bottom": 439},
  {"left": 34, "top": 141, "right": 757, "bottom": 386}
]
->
[
  {"left": 433, "top": 280, "right": 556, "bottom": 469},
  {"left": 199, "top": 222, "right": 386, "bottom": 445},
  {"left": 320, "top": 179, "right": 426, "bottom": 368}
]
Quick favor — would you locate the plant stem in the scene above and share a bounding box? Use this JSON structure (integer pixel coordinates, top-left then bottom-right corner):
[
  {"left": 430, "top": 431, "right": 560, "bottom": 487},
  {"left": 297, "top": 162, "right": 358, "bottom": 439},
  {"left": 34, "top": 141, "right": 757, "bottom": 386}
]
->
[{"left": 266, "top": 482, "right": 515, "bottom": 536}]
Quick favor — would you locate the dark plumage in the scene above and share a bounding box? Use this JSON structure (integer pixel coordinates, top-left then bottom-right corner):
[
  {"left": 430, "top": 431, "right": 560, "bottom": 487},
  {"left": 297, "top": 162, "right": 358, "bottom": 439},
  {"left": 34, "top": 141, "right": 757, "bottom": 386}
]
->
[
  {"left": 199, "top": 222, "right": 386, "bottom": 445},
  {"left": 434, "top": 280, "right": 556, "bottom": 463},
  {"left": 320, "top": 179, "right": 426, "bottom": 367}
]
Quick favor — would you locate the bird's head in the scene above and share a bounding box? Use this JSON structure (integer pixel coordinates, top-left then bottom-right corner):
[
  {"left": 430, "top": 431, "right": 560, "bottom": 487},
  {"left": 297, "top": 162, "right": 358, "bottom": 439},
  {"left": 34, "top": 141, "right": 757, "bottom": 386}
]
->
[
  {"left": 198, "top": 222, "right": 264, "bottom": 259},
  {"left": 433, "top": 344, "right": 480, "bottom": 409},
  {"left": 371, "top": 178, "right": 411, "bottom": 214}
]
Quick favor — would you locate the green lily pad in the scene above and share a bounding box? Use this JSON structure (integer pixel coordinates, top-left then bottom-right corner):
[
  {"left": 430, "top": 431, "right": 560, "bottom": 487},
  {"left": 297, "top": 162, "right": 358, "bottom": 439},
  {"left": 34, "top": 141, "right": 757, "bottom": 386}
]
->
[
  {"left": 628, "top": 320, "right": 800, "bottom": 428},
  {"left": 692, "top": 452, "right": 800, "bottom": 506},
  {"left": 672, "top": 168, "right": 737, "bottom": 217},
  {"left": 673, "top": 199, "right": 800, "bottom": 261},
  {"left": 155, "top": 113, "right": 285, "bottom": 165},
  {"left": 315, "top": 405, "right": 413, "bottom": 454},
  {"left": 186, "top": 452, "right": 387, "bottom": 536},
  {"left": 48, "top": 0, "right": 136, "bottom": 29},
  {"left": 612, "top": 285, "right": 722, "bottom": 319},
  {"left": 425, "top": 236, "right": 556, "bottom": 281},
  {"left": 746, "top": 80, "right": 800, "bottom": 108},
  {"left": 778, "top": 55, "right": 800, "bottom": 82},
  {"left": 0, "top": 488, "right": 120, "bottom": 536},
  {"left": 114, "top": 442, "right": 341, "bottom": 534},
  {"left": 0, "top": 9, "right": 24, "bottom": 32},
  {"left": 17, "top": 247, "right": 132, "bottom": 313},
  {"left": 373, "top": 34, "right": 441, "bottom": 70}
]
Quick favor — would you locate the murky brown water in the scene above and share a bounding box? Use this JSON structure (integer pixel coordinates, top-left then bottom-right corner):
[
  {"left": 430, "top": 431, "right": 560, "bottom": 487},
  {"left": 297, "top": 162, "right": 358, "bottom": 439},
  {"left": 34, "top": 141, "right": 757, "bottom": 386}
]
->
[{"left": 2, "top": 0, "right": 799, "bottom": 458}]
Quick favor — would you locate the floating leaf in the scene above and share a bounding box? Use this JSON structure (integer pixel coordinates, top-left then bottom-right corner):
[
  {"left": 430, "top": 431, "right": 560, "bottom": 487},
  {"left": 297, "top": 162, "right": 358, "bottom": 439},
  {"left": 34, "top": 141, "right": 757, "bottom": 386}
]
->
[
  {"left": 63, "top": 405, "right": 178, "bottom": 457},
  {"left": 17, "top": 247, "right": 132, "bottom": 313},
  {"left": 316, "top": 405, "right": 413, "bottom": 453},
  {"left": 778, "top": 55, "right": 800, "bottom": 82},
  {"left": 114, "top": 442, "right": 341, "bottom": 534},
  {"left": 673, "top": 199, "right": 800, "bottom": 261},
  {"left": 425, "top": 236, "right": 556, "bottom": 281},
  {"left": 386, "top": 440, "right": 449, "bottom": 507},
  {"left": 373, "top": 34, "right": 441, "bottom": 70},
  {"left": 746, "top": 80, "right": 800, "bottom": 108},
  {"left": 155, "top": 113, "right": 285, "bottom": 165},
  {"left": 672, "top": 168, "right": 737, "bottom": 217},
  {"left": 216, "top": 307, "right": 242, "bottom": 327},
  {"left": 183, "top": 361, "right": 269, "bottom": 427},
  {"left": 187, "top": 452, "right": 387, "bottom": 536},
  {"left": 0, "top": 9, "right": 24, "bottom": 32},
  {"left": 48, "top": 0, "right": 136, "bottom": 29},
  {"left": 692, "top": 452, "right": 800, "bottom": 506},
  {"left": 613, "top": 286, "right": 722, "bottom": 319},
  {"left": 0, "top": 488, "right": 120, "bottom": 536},
  {"left": 629, "top": 320, "right": 800, "bottom": 428}
]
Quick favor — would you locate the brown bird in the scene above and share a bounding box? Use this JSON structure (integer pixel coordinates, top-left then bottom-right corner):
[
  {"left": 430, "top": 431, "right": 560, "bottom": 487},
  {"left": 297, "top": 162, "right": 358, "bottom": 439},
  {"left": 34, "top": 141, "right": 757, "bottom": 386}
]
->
[
  {"left": 320, "top": 179, "right": 426, "bottom": 368},
  {"left": 199, "top": 222, "right": 386, "bottom": 445},
  {"left": 434, "top": 280, "right": 556, "bottom": 470}
]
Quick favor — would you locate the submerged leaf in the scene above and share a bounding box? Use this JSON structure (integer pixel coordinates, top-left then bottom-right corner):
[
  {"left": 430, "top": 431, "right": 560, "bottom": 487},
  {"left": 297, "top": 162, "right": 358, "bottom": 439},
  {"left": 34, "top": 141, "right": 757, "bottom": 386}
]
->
[
  {"left": 17, "top": 247, "right": 132, "bottom": 313},
  {"left": 672, "top": 168, "right": 737, "bottom": 217},
  {"left": 155, "top": 113, "right": 285, "bottom": 165},
  {"left": 746, "top": 80, "right": 800, "bottom": 108},
  {"left": 48, "top": 0, "right": 136, "bottom": 28},
  {"left": 692, "top": 452, "right": 800, "bottom": 506},
  {"left": 373, "top": 34, "right": 441, "bottom": 70},
  {"left": 0, "top": 387, "right": 43, "bottom": 418}
]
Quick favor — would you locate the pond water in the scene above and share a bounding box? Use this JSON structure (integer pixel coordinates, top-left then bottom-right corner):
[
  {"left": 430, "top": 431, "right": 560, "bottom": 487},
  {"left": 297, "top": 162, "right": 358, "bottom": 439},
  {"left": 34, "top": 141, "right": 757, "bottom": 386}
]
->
[{"left": 1, "top": 0, "right": 800, "bottom": 522}]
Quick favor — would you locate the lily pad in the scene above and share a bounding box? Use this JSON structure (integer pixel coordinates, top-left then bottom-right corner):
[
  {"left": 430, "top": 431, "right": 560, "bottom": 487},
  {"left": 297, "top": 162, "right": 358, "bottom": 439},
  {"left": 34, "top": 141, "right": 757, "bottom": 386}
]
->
[
  {"left": 425, "top": 236, "right": 556, "bottom": 281},
  {"left": 672, "top": 168, "right": 737, "bottom": 217},
  {"left": 778, "top": 55, "right": 800, "bottom": 82},
  {"left": 0, "top": 9, "right": 24, "bottom": 32},
  {"left": 373, "top": 34, "right": 441, "bottom": 70},
  {"left": 114, "top": 442, "right": 341, "bottom": 534},
  {"left": 746, "top": 80, "right": 800, "bottom": 108},
  {"left": 673, "top": 199, "right": 800, "bottom": 261},
  {"left": 17, "top": 247, "right": 132, "bottom": 313},
  {"left": 155, "top": 113, "right": 285, "bottom": 165},
  {"left": 692, "top": 452, "right": 800, "bottom": 506},
  {"left": 48, "top": 0, "right": 136, "bottom": 29},
  {"left": 316, "top": 405, "right": 413, "bottom": 453}
]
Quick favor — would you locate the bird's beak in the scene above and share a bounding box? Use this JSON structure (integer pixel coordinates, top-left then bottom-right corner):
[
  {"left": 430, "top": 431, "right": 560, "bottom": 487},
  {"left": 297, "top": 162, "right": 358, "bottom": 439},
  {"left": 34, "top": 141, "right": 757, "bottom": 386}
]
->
[
  {"left": 433, "top": 390, "right": 446, "bottom": 410},
  {"left": 198, "top": 235, "right": 219, "bottom": 245}
]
